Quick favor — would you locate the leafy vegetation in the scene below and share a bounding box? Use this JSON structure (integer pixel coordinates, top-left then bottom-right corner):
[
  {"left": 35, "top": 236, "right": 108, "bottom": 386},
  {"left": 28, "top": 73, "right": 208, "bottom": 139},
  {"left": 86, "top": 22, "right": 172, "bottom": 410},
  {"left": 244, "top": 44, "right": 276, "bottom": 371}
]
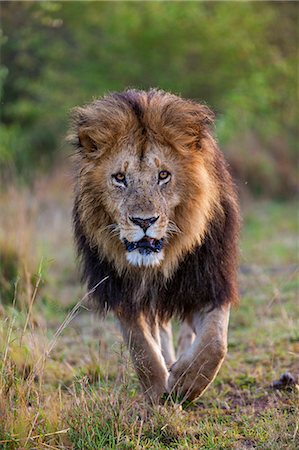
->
[{"left": 1, "top": 2, "right": 298, "bottom": 196}]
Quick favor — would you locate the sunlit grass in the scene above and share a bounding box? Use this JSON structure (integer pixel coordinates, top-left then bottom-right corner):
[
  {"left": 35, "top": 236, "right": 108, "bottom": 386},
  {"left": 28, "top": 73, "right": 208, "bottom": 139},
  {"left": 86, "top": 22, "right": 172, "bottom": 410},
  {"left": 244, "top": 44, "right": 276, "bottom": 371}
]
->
[{"left": 0, "top": 173, "right": 298, "bottom": 449}]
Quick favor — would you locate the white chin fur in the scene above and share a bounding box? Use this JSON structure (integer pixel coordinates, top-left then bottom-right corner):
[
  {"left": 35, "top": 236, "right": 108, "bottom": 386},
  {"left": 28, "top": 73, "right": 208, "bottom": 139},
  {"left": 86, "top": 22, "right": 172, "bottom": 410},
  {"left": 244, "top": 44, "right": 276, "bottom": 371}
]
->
[{"left": 126, "top": 250, "right": 164, "bottom": 267}]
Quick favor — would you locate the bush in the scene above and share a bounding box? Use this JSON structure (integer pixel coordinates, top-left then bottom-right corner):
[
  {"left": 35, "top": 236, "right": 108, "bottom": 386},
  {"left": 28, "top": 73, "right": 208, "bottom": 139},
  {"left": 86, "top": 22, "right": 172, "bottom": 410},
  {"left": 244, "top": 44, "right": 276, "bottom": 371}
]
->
[{"left": 0, "top": 2, "right": 297, "bottom": 197}]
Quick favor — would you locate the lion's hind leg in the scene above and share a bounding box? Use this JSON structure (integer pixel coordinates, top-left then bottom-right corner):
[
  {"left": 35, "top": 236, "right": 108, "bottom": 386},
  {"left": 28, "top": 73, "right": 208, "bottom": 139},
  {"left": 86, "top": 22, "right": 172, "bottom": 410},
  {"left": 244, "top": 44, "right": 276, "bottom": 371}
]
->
[
  {"left": 168, "top": 304, "right": 230, "bottom": 402},
  {"left": 159, "top": 321, "right": 176, "bottom": 369},
  {"left": 177, "top": 321, "right": 195, "bottom": 358}
]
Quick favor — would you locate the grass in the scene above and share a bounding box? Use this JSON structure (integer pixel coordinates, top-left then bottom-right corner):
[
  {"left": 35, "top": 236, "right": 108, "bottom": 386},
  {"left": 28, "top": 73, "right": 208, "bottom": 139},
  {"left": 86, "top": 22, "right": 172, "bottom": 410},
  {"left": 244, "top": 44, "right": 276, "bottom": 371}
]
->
[{"left": 0, "top": 170, "right": 298, "bottom": 449}]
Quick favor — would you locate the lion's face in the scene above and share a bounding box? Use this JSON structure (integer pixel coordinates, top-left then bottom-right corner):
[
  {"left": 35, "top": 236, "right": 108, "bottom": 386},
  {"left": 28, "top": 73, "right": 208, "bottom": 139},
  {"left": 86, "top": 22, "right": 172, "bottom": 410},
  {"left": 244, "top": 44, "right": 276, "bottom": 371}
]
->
[
  {"left": 90, "top": 143, "right": 181, "bottom": 267},
  {"left": 71, "top": 89, "right": 220, "bottom": 276}
]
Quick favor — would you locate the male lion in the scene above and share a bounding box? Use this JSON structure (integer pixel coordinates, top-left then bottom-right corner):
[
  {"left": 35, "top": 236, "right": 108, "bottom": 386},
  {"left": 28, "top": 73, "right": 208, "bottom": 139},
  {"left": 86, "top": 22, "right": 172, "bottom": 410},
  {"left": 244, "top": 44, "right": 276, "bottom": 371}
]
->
[{"left": 69, "top": 89, "right": 239, "bottom": 404}]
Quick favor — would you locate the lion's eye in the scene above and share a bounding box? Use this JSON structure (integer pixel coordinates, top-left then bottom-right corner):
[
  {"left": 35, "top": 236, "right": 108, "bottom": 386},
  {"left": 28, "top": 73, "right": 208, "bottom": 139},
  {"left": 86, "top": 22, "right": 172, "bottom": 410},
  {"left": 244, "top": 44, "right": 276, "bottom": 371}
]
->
[
  {"left": 112, "top": 172, "right": 127, "bottom": 186},
  {"left": 158, "top": 170, "right": 171, "bottom": 184}
]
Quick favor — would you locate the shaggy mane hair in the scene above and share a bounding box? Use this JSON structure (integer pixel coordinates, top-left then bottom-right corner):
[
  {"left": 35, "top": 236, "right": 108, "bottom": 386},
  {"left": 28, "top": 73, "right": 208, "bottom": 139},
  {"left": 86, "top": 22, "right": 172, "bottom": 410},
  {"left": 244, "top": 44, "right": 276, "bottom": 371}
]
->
[{"left": 70, "top": 89, "right": 240, "bottom": 321}]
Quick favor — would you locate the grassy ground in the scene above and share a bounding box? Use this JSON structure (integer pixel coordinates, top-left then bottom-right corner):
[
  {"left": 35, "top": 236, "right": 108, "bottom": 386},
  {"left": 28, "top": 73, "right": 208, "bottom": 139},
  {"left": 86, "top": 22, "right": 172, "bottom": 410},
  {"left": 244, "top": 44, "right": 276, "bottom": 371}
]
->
[{"left": 0, "top": 170, "right": 298, "bottom": 449}]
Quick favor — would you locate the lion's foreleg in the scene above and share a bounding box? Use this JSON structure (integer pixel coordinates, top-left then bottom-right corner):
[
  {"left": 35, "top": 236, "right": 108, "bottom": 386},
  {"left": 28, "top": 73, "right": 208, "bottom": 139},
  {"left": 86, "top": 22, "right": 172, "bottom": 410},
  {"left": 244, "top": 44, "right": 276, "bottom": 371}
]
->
[
  {"left": 168, "top": 304, "right": 230, "bottom": 402},
  {"left": 159, "top": 321, "right": 176, "bottom": 368},
  {"left": 117, "top": 313, "right": 169, "bottom": 404}
]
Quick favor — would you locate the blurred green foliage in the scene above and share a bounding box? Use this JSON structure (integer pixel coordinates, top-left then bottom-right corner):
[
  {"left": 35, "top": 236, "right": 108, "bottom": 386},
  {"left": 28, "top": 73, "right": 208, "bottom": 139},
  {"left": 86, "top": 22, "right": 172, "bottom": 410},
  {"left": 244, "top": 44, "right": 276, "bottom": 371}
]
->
[{"left": 0, "top": 1, "right": 298, "bottom": 196}]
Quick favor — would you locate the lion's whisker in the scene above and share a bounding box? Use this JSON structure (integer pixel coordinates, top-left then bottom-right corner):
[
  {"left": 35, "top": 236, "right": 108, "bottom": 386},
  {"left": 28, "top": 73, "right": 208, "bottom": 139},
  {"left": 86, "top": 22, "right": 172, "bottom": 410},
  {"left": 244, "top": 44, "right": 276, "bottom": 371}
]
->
[
  {"left": 97, "top": 223, "right": 121, "bottom": 239},
  {"left": 167, "top": 221, "right": 182, "bottom": 235},
  {"left": 166, "top": 221, "right": 182, "bottom": 237}
]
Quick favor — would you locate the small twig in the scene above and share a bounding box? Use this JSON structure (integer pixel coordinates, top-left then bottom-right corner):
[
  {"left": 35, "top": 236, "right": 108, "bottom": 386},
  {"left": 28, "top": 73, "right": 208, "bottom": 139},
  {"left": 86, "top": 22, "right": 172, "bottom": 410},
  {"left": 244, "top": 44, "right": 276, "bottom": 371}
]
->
[
  {"left": 0, "top": 428, "right": 70, "bottom": 444},
  {"left": 24, "top": 410, "right": 39, "bottom": 446}
]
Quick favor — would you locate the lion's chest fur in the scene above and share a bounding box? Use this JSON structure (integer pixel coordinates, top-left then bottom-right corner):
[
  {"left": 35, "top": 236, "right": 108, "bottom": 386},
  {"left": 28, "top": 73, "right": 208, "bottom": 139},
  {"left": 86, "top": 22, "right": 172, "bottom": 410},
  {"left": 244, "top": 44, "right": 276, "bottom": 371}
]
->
[{"left": 73, "top": 195, "right": 238, "bottom": 321}]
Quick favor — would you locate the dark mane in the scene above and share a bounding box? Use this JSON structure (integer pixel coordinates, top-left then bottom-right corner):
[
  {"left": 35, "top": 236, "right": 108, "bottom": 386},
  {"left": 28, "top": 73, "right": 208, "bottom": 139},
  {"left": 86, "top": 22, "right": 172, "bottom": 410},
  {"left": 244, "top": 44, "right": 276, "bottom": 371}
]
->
[{"left": 73, "top": 184, "right": 239, "bottom": 322}]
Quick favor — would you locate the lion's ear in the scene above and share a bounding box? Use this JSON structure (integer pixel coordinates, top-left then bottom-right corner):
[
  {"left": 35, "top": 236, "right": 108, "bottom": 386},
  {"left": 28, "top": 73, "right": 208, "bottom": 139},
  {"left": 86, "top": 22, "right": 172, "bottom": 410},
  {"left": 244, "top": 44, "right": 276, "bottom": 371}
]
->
[
  {"left": 68, "top": 106, "right": 101, "bottom": 157},
  {"left": 185, "top": 103, "right": 214, "bottom": 151},
  {"left": 157, "top": 98, "right": 215, "bottom": 150},
  {"left": 193, "top": 104, "right": 215, "bottom": 150},
  {"left": 77, "top": 128, "right": 99, "bottom": 154},
  {"left": 196, "top": 104, "right": 215, "bottom": 128}
]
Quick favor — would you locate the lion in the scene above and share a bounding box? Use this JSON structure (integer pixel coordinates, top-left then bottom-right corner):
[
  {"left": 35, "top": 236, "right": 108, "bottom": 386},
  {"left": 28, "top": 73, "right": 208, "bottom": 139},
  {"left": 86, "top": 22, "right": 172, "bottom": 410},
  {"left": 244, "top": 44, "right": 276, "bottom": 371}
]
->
[{"left": 69, "top": 89, "right": 240, "bottom": 404}]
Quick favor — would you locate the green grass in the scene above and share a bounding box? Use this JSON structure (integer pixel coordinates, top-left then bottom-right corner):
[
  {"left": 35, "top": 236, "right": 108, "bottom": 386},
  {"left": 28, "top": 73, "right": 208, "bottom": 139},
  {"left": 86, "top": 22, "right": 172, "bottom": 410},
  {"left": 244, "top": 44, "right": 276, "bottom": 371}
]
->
[{"left": 0, "top": 182, "right": 298, "bottom": 449}]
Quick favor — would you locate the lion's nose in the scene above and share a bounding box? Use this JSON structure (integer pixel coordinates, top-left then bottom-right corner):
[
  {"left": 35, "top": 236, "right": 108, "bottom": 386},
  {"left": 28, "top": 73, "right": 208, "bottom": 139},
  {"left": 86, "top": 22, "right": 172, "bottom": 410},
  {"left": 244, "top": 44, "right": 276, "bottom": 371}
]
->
[{"left": 129, "top": 216, "right": 159, "bottom": 231}]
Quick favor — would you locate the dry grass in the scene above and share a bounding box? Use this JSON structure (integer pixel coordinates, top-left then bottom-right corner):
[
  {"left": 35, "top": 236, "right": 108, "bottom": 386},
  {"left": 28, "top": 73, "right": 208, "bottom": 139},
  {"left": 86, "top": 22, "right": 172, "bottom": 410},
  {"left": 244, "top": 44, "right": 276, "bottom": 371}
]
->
[{"left": 0, "top": 168, "right": 298, "bottom": 449}]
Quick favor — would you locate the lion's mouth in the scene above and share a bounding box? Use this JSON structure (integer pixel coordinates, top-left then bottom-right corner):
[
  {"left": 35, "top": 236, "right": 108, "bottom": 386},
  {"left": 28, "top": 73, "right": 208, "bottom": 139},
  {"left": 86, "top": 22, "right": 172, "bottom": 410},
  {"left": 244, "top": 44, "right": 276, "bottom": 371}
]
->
[{"left": 124, "top": 237, "right": 164, "bottom": 255}]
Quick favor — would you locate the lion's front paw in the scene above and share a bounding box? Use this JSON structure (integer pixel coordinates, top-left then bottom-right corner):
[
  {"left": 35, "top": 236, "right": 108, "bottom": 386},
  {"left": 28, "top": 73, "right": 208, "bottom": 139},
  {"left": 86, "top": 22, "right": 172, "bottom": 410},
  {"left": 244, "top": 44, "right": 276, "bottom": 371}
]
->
[{"left": 167, "top": 355, "right": 211, "bottom": 402}]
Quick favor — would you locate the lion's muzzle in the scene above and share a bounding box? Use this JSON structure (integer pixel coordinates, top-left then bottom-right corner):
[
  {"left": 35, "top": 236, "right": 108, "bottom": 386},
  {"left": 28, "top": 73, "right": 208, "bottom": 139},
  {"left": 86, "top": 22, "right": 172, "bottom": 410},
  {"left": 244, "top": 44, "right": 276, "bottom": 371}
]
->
[{"left": 124, "top": 237, "right": 164, "bottom": 255}]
